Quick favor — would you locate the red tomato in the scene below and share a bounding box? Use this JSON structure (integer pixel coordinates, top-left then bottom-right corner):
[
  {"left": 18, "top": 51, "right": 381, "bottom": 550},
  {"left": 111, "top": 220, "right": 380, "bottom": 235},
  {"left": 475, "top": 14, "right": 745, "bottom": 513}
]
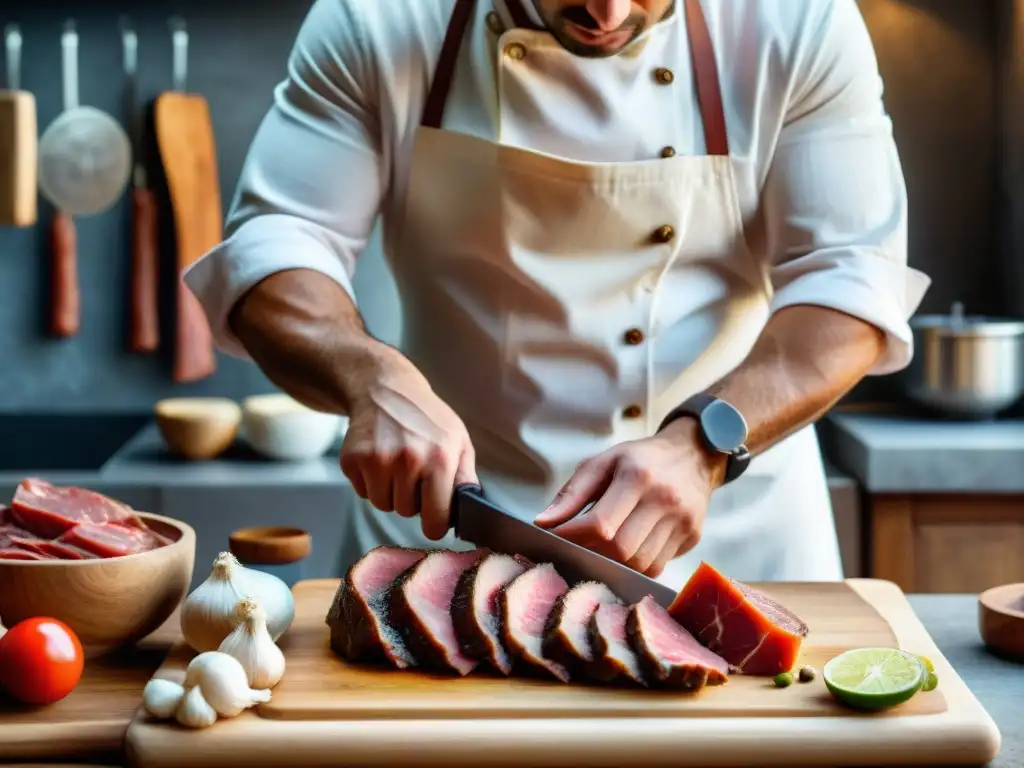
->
[{"left": 0, "top": 617, "right": 84, "bottom": 705}]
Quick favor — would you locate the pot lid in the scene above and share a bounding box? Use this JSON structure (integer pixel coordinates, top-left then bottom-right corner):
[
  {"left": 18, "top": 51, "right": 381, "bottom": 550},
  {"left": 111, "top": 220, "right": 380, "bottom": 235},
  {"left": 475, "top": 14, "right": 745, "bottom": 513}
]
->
[{"left": 911, "top": 302, "right": 1024, "bottom": 336}]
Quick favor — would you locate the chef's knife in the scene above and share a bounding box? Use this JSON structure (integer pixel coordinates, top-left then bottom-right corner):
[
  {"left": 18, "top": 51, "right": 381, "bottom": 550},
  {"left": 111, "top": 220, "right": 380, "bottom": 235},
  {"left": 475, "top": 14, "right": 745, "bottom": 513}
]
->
[{"left": 450, "top": 483, "right": 678, "bottom": 608}]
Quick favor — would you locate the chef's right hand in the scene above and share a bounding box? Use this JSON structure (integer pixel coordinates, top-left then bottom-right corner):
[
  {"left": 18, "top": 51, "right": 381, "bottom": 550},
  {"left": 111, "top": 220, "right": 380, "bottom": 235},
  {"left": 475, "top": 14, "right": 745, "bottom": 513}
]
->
[{"left": 339, "top": 351, "right": 478, "bottom": 541}]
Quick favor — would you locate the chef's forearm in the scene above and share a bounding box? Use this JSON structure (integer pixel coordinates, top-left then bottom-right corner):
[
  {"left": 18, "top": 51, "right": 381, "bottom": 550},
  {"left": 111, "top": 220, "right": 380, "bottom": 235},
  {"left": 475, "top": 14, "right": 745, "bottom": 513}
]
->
[
  {"left": 708, "top": 305, "right": 885, "bottom": 454},
  {"left": 228, "top": 268, "right": 403, "bottom": 415}
]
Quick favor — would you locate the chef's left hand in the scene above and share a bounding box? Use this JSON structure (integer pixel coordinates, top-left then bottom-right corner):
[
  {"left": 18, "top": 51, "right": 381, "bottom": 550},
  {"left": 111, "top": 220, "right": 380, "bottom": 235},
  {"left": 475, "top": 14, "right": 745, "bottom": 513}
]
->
[{"left": 533, "top": 418, "right": 725, "bottom": 577}]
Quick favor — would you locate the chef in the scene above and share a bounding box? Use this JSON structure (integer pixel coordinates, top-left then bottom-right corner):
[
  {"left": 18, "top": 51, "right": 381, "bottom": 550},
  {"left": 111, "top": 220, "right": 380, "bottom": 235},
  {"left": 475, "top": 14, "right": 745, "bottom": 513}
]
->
[{"left": 185, "top": 0, "right": 930, "bottom": 585}]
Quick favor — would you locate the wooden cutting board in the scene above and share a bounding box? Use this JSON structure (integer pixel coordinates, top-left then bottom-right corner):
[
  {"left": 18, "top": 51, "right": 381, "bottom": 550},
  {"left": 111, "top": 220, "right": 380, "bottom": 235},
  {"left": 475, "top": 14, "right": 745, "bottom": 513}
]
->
[
  {"left": 0, "top": 611, "right": 180, "bottom": 764},
  {"left": 125, "top": 578, "right": 1001, "bottom": 767}
]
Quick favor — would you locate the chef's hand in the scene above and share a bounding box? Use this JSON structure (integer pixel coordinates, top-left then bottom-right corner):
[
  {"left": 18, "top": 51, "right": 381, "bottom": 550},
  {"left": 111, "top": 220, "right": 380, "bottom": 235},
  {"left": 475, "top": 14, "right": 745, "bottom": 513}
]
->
[
  {"left": 532, "top": 418, "right": 724, "bottom": 577},
  {"left": 340, "top": 351, "right": 478, "bottom": 541}
]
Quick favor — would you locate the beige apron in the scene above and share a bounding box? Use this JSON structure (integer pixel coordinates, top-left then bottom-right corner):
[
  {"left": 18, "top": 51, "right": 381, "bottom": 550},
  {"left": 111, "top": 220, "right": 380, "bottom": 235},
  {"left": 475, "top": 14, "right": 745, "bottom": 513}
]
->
[{"left": 342, "top": 0, "right": 845, "bottom": 584}]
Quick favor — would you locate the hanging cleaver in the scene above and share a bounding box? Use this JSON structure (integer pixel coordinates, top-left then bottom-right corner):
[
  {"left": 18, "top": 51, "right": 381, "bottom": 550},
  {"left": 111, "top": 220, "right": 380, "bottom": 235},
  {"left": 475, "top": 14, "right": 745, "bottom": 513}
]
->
[{"left": 450, "top": 483, "right": 678, "bottom": 608}]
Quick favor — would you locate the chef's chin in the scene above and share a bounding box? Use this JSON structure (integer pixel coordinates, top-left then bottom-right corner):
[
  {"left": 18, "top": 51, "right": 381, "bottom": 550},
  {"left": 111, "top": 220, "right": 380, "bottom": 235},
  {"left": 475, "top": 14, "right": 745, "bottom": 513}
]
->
[{"left": 552, "top": 21, "right": 643, "bottom": 58}]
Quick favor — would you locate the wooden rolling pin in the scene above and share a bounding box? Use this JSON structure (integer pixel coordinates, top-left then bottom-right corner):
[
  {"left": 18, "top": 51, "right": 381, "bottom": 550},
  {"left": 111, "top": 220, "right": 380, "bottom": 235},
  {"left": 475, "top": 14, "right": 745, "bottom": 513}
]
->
[
  {"left": 50, "top": 210, "right": 79, "bottom": 338},
  {"left": 0, "top": 24, "right": 37, "bottom": 228}
]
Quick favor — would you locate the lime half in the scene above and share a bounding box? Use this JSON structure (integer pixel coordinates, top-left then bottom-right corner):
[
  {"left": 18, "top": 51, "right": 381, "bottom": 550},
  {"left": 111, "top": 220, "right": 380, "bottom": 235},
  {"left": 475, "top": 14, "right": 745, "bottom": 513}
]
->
[{"left": 823, "top": 648, "right": 926, "bottom": 712}]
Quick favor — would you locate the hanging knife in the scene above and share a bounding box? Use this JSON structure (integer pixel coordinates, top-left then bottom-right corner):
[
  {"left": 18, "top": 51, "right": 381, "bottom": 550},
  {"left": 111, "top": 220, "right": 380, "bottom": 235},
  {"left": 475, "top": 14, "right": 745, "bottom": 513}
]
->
[
  {"left": 122, "top": 17, "right": 160, "bottom": 353},
  {"left": 450, "top": 483, "right": 678, "bottom": 607}
]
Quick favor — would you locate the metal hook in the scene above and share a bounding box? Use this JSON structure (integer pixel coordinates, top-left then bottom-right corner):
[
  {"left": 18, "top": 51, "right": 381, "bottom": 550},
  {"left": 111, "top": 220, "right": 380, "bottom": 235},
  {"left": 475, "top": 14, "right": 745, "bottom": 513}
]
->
[
  {"left": 169, "top": 16, "right": 188, "bottom": 92},
  {"left": 4, "top": 24, "right": 21, "bottom": 91}
]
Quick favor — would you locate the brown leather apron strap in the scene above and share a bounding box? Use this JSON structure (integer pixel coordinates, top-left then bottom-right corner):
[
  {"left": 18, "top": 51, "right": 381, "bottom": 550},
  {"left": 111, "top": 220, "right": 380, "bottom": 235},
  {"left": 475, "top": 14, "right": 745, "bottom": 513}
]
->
[
  {"left": 422, "top": 0, "right": 478, "bottom": 129},
  {"left": 683, "top": 0, "right": 729, "bottom": 156},
  {"left": 422, "top": 0, "right": 731, "bottom": 158}
]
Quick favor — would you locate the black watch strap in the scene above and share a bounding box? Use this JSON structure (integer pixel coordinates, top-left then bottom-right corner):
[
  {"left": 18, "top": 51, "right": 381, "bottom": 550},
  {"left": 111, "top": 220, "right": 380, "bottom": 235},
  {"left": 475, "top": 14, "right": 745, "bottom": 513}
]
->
[{"left": 657, "top": 393, "right": 751, "bottom": 485}]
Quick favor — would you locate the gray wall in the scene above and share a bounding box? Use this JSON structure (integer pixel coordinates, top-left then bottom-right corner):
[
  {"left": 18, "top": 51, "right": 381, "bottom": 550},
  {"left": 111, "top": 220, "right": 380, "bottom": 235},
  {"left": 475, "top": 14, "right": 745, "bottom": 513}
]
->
[{"left": 0, "top": 0, "right": 1008, "bottom": 411}]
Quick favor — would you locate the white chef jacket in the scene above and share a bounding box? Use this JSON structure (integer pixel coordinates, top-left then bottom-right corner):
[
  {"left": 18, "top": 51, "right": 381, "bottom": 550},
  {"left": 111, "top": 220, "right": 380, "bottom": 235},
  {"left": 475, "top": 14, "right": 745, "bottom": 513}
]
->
[{"left": 185, "top": 0, "right": 922, "bottom": 378}]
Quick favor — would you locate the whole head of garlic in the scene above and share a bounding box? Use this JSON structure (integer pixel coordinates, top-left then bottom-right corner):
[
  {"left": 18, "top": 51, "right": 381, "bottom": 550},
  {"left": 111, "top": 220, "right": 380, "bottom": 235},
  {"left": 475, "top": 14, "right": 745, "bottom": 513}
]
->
[
  {"left": 180, "top": 551, "right": 295, "bottom": 653},
  {"left": 218, "top": 597, "right": 286, "bottom": 689},
  {"left": 185, "top": 651, "right": 272, "bottom": 718}
]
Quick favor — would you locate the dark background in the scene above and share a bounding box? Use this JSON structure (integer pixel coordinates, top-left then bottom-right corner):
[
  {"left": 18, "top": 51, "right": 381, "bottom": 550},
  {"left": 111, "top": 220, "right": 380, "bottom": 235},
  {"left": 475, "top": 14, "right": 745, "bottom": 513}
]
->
[{"left": 0, "top": 0, "right": 1015, "bottom": 411}]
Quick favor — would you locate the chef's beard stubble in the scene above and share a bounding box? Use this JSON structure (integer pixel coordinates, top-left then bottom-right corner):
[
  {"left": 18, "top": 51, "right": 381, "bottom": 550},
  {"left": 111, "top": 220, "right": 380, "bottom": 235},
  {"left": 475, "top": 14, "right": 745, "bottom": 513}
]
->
[{"left": 535, "top": 1, "right": 659, "bottom": 58}]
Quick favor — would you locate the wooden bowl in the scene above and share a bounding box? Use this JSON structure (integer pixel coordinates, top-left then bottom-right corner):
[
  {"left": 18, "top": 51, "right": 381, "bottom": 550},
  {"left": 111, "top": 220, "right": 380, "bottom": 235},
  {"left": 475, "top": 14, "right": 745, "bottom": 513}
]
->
[
  {"left": 229, "top": 526, "right": 311, "bottom": 566},
  {"left": 978, "top": 582, "right": 1024, "bottom": 660},
  {"left": 0, "top": 513, "right": 195, "bottom": 659},
  {"left": 155, "top": 397, "right": 241, "bottom": 460}
]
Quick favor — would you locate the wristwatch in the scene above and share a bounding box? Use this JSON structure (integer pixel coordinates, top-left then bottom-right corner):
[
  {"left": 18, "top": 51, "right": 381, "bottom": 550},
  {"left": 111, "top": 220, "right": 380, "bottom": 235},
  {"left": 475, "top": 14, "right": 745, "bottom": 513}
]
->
[{"left": 657, "top": 393, "right": 751, "bottom": 485}]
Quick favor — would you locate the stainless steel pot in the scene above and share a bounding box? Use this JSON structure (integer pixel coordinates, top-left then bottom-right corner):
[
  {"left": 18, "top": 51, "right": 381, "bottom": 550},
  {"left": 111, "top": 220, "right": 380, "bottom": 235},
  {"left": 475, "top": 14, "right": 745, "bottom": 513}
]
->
[{"left": 903, "top": 302, "right": 1024, "bottom": 418}]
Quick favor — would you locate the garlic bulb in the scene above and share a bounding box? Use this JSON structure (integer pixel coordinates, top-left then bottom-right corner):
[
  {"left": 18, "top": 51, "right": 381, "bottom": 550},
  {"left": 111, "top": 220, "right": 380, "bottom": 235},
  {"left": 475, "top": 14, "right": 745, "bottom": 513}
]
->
[
  {"left": 219, "top": 597, "right": 286, "bottom": 689},
  {"left": 175, "top": 685, "right": 218, "bottom": 729},
  {"left": 142, "top": 678, "right": 185, "bottom": 719},
  {"left": 180, "top": 551, "right": 295, "bottom": 652},
  {"left": 185, "top": 651, "right": 272, "bottom": 718}
]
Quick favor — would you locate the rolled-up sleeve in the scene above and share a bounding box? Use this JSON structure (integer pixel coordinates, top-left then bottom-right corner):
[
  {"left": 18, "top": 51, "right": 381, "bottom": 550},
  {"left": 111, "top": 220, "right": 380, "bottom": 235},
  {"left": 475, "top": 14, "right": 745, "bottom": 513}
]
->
[
  {"left": 763, "top": 0, "right": 931, "bottom": 375},
  {"left": 183, "top": 0, "right": 387, "bottom": 359}
]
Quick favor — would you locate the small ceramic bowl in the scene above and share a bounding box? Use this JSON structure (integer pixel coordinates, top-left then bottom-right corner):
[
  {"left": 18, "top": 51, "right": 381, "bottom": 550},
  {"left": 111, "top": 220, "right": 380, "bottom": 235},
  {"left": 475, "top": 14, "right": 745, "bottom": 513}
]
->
[
  {"left": 155, "top": 397, "right": 241, "bottom": 460},
  {"left": 0, "top": 512, "right": 196, "bottom": 658},
  {"left": 241, "top": 393, "right": 342, "bottom": 461},
  {"left": 978, "top": 583, "right": 1024, "bottom": 660}
]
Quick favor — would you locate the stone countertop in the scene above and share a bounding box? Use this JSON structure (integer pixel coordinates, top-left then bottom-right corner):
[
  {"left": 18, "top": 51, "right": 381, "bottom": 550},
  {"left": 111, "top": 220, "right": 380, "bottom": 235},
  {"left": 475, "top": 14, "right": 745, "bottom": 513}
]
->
[
  {"left": 908, "top": 594, "right": 1021, "bottom": 768},
  {"left": 820, "top": 411, "right": 1024, "bottom": 494}
]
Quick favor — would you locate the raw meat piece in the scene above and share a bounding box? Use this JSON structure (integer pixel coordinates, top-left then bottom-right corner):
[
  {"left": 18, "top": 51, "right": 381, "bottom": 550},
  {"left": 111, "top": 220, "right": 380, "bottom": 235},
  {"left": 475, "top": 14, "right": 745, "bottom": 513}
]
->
[
  {"left": 0, "top": 548, "right": 49, "bottom": 560},
  {"left": 498, "top": 563, "right": 571, "bottom": 682},
  {"left": 628, "top": 595, "right": 730, "bottom": 690},
  {"left": 389, "top": 548, "right": 489, "bottom": 675},
  {"left": 10, "top": 478, "right": 148, "bottom": 539},
  {"left": 587, "top": 603, "right": 646, "bottom": 686},
  {"left": 326, "top": 546, "right": 426, "bottom": 669},
  {"left": 451, "top": 552, "right": 532, "bottom": 675},
  {"left": 0, "top": 505, "right": 11, "bottom": 524},
  {"left": 542, "top": 581, "right": 621, "bottom": 672},
  {"left": 57, "top": 522, "right": 164, "bottom": 558},
  {"left": 668, "top": 561, "right": 809, "bottom": 676}
]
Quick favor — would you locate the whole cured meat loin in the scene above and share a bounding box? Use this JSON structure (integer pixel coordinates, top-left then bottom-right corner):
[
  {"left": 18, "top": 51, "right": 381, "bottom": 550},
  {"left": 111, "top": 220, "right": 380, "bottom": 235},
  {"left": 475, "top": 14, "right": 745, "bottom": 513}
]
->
[
  {"left": 542, "top": 581, "right": 622, "bottom": 673},
  {"left": 668, "top": 560, "right": 809, "bottom": 676},
  {"left": 11, "top": 478, "right": 150, "bottom": 539},
  {"left": 498, "top": 563, "right": 571, "bottom": 682},
  {"left": 57, "top": 522, "right": 165, "bottom": 558},
  {"left": 587, "top": 603, "right": 646, "bottom": 686},
  {"left": 628, "top": 595, "right": 730, "bottom": 691},
  {"left": 451, "top": 552, "right": 532, "bottom": 675},
  {"left": 326, "top": 546, "right": 426, "bottom": 668},
  {"left": 388, "top": 548, "right": 489, "bottom": 675}
]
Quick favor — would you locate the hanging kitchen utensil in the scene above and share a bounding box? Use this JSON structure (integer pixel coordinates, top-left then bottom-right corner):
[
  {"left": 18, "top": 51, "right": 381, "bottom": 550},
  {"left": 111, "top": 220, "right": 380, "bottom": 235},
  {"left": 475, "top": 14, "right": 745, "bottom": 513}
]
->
[
  {"left": 0, "top": 24, "right": 37, "bottom": 227},
  {"left": 122, "top": 19, "right": 159, "bottom": 353},
  {"left": 154, "top": 16, "right": 218, "bottom": 383},
  {"left": 38, "top": 20, "right": 132, "bottom": 338}
]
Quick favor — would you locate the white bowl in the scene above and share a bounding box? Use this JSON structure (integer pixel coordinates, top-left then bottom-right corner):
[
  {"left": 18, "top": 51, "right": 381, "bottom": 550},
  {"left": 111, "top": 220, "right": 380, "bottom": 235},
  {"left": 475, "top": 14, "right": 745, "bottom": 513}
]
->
[{"left": 241, "top": 393, "right": 342, "bottom": 461}]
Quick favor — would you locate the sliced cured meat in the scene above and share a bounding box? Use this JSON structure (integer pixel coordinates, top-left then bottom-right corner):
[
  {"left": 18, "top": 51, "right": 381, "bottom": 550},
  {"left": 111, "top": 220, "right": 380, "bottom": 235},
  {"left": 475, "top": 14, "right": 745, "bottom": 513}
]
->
[
  {"left": 542, "top": 581, "right": 621, "bottom": 673},
  {"left": 389, "top": 548, "right": 489, "bottom": 675},
  {"left": 57, "top": 522, "right": 165, "bottom": 558},
  {"left": 451, "top": 552, "right": 532, "bottom": 675},
  {"left": 0, "top": 548, "right": 50, "bottom": 560},
  {"left": 669, "top": 560, "right": 809, "bottom": 676},
  {"left": 498, "top": 563, "right": 571, "bottom": 682},
  {"left": 10, "top": 478, "right": 147, "bottom": 539},
  {"left": 326, "top": 546, "right": 426, "bottom": 669},
  {"left": 587, "top": 603, "right": 646, "bottom": 686},
  {"left": 628, "top": 595, "right": 730, "bottom": 690}
]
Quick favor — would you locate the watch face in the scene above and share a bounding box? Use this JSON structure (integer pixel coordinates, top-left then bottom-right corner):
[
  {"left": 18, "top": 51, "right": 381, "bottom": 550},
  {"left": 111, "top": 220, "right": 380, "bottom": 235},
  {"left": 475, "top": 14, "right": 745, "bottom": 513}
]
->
[{"left": 700, "top": 399, "right": 748, "bottom": 453}]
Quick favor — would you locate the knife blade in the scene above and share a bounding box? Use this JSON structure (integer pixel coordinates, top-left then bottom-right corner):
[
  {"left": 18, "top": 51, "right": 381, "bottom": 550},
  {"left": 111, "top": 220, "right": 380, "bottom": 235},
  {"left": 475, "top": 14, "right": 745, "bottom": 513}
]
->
[{"left": 450, "top": 483, "right": 678, "bottom": 608}]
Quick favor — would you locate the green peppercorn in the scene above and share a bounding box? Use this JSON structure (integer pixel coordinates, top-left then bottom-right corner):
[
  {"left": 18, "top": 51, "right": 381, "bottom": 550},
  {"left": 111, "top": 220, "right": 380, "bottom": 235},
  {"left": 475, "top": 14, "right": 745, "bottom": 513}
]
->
[
  {"left": 773, "top": 671, "right": 794, "bottom": 688},
  {"left": 798, "top": 665, "right": 817, "bottom": 683}
]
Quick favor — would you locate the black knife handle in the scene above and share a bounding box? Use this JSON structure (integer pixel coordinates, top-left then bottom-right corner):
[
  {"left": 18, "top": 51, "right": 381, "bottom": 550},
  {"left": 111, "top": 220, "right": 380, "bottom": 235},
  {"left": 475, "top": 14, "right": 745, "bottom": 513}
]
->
[{"left": 449, "top": 482, "right": 485, "bottom": 531}]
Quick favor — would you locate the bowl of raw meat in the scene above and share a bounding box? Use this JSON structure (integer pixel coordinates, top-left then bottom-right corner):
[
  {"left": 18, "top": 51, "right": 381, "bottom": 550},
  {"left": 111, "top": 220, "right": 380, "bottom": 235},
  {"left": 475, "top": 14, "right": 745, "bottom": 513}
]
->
[{"left": 0, "top": 478, "right": 195, "bottom": 658}]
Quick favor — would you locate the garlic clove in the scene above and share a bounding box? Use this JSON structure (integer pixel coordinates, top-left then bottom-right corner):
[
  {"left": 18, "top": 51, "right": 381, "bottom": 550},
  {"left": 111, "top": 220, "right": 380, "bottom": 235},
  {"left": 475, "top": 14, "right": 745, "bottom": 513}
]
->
[
  {"left": 179, "top": 551, "right": 295, "bottom": 653},
  {"left": 219, "top": 597, "right": 287, "bottom": 689},
  {"left": 142, "top": 678, "right": 186, "bottom": 720},
  {"left": 175, "top": 685, "right": 218, "bottom": 729},
  {"left": 186, "top": 650, "right": 272, "bottom": 718}
]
